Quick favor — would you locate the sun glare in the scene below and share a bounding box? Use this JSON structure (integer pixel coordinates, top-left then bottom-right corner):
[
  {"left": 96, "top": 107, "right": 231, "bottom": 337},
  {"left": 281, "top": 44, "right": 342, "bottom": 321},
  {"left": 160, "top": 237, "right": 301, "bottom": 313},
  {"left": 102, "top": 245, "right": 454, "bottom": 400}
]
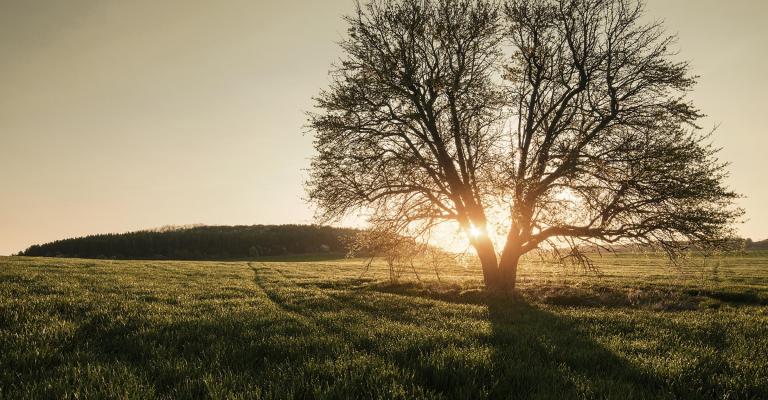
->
[{"left": 469, "top": 225, "right": 482, "bottom": 238}]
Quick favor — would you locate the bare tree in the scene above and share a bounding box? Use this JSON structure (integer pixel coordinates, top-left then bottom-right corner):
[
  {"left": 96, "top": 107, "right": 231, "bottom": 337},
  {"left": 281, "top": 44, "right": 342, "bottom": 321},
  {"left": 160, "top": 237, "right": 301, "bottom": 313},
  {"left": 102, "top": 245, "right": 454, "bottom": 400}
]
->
[
  {"left": 307, "top": 0, "right": 742, "bottom": 290},
  {"left": 346, "top": 229, "right": 424, "bottom": 282}
]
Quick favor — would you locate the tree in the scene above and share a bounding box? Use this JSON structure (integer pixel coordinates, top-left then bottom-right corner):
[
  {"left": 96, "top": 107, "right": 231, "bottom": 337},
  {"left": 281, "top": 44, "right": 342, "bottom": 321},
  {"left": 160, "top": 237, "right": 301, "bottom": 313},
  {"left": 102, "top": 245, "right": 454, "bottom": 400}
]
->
[
  {"left": 307, "top": 0, "right": 742, "bottom": 290},
  {"left": 345, "top": 229, "right": 425, "bottom": 282}
]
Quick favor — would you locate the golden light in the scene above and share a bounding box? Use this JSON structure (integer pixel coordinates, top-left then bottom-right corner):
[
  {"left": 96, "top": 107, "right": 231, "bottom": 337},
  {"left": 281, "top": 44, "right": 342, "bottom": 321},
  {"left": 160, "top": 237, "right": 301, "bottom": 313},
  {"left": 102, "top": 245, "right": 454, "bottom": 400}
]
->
[{"left": 469, "top": 225, "right": 482, "bottom": 238}]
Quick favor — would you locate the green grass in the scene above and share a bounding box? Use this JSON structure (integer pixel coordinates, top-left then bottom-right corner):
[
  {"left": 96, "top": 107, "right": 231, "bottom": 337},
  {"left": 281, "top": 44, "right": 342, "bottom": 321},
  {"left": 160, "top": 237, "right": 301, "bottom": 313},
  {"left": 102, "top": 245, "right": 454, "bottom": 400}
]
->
[{"left": 1, "top": 253, "right": 767, "bottom": 399}]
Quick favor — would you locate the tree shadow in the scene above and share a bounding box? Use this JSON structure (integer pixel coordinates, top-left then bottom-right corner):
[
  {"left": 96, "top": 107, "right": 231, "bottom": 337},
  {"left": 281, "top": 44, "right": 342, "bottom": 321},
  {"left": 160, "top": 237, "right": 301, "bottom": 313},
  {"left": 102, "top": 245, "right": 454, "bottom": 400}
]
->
[
  {"left": 51, "top": 280, "right": 671, "bottom": 399},
  {"left": 338, "top": 284, "right": 666, "bottom": 399}
]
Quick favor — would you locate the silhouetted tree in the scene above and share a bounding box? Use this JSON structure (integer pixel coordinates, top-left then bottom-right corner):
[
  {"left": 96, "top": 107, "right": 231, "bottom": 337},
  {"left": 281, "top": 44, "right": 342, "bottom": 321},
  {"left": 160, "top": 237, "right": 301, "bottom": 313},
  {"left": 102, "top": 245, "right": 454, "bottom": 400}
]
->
[
  {"left": 346, "top": 228, "right": 427, "bottom": 282},
  {"left": 307, "top": 0, "right": 742, "bottom": 290}
]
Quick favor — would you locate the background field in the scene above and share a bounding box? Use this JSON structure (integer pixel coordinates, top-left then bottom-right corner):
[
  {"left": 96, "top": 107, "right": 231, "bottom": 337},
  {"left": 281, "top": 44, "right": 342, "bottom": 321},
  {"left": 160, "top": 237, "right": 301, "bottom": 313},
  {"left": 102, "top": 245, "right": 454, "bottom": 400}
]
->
[{"left": 1, "top": 253, "right": 767, "bottom": 399}]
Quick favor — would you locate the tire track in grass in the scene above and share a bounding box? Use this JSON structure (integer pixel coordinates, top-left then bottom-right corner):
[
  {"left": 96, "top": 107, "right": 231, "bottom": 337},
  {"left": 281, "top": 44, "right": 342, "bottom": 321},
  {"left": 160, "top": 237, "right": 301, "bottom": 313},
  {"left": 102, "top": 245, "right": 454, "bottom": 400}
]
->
[
  {"left": 246, "top": 262, "right": 299, "bottom": 318},
  {"left": 250, "top": 262, "right": 401, "bottom": 327},
  {"left": 249, "top": 261, "right": 377, "bottom": 333},
  {"left": 249, "top": 262, "right": 479, "bottom": 339},
  {"left": 253, "top": 261, "right": 486, "bottom": 330},
  {"left": 248, "top": 261, "right": 398, "bottom": 346},
  {"left": 248, "top": 262, "right": 487, "bottom": 397},
  {"left": 248, "top": 263, "right": 446, "bottom": 387}
]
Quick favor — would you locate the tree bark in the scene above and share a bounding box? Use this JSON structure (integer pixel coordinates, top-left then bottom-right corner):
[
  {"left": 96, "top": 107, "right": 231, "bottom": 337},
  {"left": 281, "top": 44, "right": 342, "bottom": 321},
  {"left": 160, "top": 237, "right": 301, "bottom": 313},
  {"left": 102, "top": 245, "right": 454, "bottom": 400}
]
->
[
  {"left": 473, "top": 236, "right": 499, "bottom": 288},
  {"left": 498, "top": 248, "right": 520, "bottom": 291},
  {"left": 497, "top": 227, "right": 523, "bottom": 290}
]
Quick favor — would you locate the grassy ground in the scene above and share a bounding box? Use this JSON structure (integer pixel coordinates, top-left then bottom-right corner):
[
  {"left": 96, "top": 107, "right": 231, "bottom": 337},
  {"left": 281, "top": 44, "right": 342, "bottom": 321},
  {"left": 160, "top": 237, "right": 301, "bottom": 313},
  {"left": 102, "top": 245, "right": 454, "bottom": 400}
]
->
[{"left": 0, "top": 253, "right": 767, "bottom": 399}]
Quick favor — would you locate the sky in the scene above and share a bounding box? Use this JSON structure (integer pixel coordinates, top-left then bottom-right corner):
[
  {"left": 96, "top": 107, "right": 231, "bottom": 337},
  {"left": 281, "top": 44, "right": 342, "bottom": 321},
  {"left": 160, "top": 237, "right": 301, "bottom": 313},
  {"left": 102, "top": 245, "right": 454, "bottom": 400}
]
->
[{"left": 1, "top": 0, "right": 767, "bottom": 255}]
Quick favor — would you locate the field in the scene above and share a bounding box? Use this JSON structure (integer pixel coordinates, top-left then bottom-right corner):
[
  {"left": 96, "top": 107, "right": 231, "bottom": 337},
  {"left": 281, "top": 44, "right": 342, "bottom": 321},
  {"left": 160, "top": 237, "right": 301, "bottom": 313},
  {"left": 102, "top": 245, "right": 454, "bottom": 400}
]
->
[{"left": 1, "top": 253, "right": 767, "bottom": 399}]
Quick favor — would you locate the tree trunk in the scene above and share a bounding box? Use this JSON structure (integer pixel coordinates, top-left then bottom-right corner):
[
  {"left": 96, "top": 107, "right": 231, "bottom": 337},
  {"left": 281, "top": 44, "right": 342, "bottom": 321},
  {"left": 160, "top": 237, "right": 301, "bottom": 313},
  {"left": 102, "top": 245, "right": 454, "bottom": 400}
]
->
[
  {"left": 497, "top": 228, "right": 522, "bottom": 290},
  {"left": 473, "top": 236, "right": 499, "bottom": 288},
  {"left": 497, "top": 248, "right": 520, "bottom": 291}
]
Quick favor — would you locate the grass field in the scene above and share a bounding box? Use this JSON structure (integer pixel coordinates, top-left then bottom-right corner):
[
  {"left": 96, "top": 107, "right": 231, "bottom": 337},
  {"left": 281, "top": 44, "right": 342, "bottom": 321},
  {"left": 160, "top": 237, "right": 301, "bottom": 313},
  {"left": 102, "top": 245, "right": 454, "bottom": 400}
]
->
[{"left": 1, "top": 253, "right": 767, "bottom": 399}]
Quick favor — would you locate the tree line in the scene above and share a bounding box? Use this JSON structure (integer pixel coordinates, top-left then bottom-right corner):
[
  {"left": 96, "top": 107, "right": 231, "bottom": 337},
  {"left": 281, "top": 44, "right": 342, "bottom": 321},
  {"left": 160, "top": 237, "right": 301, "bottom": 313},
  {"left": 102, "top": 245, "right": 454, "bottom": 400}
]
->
[
  {"left": 746, "top": 239, "right": 768, "bottom": 251},
  {"left": 20, "top": 225, "right": 358, "bottom": 260}
]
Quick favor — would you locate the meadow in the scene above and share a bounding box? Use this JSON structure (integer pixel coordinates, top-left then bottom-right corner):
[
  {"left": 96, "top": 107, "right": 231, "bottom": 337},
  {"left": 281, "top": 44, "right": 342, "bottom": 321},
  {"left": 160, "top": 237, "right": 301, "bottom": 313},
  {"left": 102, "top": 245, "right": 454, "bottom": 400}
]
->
[{"left": 1, "top": 252, "right": 767, "bottom": 399}]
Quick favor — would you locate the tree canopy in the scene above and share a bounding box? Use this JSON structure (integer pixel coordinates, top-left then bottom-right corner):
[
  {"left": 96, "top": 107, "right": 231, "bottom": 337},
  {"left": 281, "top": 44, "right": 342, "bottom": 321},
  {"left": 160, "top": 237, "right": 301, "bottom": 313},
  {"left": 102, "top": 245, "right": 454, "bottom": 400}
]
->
[{"left": 307, "top": 0, "right": 742, "bottom": 290}]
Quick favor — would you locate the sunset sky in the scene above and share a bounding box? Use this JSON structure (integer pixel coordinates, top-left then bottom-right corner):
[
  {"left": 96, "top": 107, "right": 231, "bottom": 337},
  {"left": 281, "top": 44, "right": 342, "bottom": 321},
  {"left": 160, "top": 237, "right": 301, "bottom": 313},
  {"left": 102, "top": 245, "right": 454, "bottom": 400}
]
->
[{"left": 1, "top": 0, "right": 766, "bottom": 255}]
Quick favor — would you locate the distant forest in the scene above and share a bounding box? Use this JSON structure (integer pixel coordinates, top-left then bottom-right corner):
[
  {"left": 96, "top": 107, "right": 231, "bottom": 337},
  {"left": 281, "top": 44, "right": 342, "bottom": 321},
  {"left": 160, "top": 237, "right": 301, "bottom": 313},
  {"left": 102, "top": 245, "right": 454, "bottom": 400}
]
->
[
  {"left": 20, "top": 225, "right": 359, "bottom": 260},
  {"left": 746, "top": 239, "right": 768, "bottom": 250},
  {"left": 18, "top": 224, "right": 767, "bottom": 260}
]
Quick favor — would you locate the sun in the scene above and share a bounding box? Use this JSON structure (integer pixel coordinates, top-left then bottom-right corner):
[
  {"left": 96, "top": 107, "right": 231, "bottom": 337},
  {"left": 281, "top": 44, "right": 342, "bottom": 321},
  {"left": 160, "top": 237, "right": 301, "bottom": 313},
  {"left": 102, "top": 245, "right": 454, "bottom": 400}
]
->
[{"left": 469, "top": 225, "right": 482, "bottom": 238}]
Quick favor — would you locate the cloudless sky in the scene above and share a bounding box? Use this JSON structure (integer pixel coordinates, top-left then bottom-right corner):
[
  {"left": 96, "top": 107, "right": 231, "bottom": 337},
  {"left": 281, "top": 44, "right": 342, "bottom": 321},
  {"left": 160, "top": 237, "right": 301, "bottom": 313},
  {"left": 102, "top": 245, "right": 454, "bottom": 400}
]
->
[{"left": 1, "top": 0, "right": 766, "bottom": 255}]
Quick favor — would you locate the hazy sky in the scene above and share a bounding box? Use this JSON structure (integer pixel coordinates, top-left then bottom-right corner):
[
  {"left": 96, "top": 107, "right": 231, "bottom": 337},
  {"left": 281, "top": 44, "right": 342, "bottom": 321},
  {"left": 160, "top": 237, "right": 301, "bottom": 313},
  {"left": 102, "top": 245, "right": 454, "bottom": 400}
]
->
[{"left": 1, "top": 0, "right": 766, "bottom": 255}]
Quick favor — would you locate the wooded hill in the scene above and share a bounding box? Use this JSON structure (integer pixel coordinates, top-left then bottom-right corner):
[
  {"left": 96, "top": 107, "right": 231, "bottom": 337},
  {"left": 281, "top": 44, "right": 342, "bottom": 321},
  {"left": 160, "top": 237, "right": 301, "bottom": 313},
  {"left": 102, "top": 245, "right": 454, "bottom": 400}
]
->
[
  {"left": 746, "top": 239, "right": 768, "bottom": 250},
  {"left": 20, "top": 225, "right": 358, "bottom": 260}
]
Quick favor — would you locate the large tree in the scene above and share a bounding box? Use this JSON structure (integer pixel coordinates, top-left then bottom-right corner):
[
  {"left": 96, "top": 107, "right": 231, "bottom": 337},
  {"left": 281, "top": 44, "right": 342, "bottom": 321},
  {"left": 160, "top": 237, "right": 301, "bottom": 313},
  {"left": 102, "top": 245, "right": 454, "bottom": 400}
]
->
[{"left": 307, "top": 0, "right": 742, "bottom": 290}]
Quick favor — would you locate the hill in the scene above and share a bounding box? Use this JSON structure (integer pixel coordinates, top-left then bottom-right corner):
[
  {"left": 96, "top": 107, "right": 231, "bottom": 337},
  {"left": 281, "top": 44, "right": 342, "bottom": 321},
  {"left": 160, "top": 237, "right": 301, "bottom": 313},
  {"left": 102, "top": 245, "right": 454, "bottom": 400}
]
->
[
  {"left": 747, "top": 238, "right": 768, "bottom": 250},
  {"left": 20, "top": 224, "right": 358, "bottom": 260}
]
